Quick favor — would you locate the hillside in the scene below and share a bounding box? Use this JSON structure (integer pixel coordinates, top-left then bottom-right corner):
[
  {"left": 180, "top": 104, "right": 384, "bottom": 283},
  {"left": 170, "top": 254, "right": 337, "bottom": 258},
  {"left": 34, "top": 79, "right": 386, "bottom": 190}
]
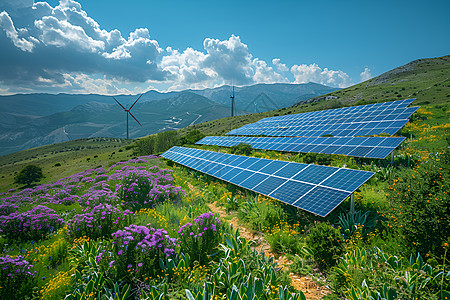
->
[
  {"left": 180, "top": 55, "right": 449, "bottom": 136},
  {"left": 0, "top": 83, "right": 335, "bottom": 156}
]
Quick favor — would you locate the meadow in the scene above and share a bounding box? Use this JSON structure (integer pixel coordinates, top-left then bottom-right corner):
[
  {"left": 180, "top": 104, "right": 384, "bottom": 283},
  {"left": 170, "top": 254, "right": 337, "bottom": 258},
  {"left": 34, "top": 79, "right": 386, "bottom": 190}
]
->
[{"left": 0, "top": 56, "right": 449, "bottom": 299}]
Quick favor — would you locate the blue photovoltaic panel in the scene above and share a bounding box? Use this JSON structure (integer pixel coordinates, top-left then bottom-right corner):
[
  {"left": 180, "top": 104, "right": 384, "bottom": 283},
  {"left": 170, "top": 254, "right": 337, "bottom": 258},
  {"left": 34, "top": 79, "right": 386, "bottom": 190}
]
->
[
  {"left": 161, "top": 146, "right": 374, "bottom": 217},
  {"left": 226, "top": 99, "right": 418, "bottom": 137},
  {"left": 196, "top": 136, "right": 405, "bottom": 159}
]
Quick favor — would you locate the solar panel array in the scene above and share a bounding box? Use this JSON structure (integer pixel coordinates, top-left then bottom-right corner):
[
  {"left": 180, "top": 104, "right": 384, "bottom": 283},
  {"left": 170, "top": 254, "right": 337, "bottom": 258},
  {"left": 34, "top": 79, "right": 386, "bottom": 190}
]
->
[
  {"left": 227, "top": 98, "right": 418, "bottom": 137},
  {"left": 196, "top": 136, "right": 406, "bottom": 159},
  {"left": 161, "top": 146, "right": 375, "bottom": 217}
]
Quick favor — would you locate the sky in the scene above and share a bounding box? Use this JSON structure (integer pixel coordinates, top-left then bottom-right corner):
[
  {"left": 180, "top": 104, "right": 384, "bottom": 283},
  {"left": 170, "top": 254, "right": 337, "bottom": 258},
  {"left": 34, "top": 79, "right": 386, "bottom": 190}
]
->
[{"left": 0, "top": 0, "right": 448, "bottom": 95}]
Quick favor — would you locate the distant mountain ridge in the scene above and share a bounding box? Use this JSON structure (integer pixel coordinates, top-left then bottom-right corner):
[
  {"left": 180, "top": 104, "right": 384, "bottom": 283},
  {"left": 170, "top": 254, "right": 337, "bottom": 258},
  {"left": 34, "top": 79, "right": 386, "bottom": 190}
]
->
[{"left": 0, "top": 82, "right": 336, "bottom": 155}]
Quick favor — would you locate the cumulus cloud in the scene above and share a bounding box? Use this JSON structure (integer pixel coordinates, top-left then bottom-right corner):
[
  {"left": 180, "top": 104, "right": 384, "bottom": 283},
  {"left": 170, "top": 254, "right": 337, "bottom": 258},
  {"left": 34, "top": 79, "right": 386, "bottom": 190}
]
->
[
  {"left": 360, "top": 67, "right": 372, "bottom": 82},
  {"left": 0, "top": 0, "right": 165, "bottom": 94},
  {"left": 161, "top": 35, "right": 288, "bottom": 90},
  {"left": 0, "top": 0, "right": 353, "bottom": 94},
  {"left": 291, "top": 63, "right": 351, "bottom": 88}
]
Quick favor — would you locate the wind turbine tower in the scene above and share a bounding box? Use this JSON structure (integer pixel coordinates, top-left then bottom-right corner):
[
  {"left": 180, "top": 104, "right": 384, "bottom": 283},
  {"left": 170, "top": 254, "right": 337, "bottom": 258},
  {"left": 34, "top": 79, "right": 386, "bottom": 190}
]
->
[
  {"left": 113, "top": 94, "right": 143, "bottom": 139},
  {"left": 230, "top": 82, "right": 235, "bottom": 117}
]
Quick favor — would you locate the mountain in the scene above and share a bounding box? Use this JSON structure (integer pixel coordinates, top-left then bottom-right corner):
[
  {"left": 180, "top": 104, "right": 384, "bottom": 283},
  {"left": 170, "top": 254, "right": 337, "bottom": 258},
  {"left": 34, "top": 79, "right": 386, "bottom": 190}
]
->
[
  {"left": 0, "top": 92, "right": 239, "bottom": 156},
  {"left": 0, "top": 82, "right": 337, "bottom": 156},
  {"left": 190, "top": 83, "right": 338, "bottom": 113}
]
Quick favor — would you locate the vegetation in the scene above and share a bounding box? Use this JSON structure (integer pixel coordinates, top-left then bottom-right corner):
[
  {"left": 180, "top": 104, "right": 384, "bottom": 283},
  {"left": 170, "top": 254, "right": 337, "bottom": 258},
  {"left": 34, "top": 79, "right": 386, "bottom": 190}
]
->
[
  {"left": 0, "top": 55, "right": 449, "bottom": 298},
  {"left": 14, "top": 164, "right": 44, "bottom": 186}
]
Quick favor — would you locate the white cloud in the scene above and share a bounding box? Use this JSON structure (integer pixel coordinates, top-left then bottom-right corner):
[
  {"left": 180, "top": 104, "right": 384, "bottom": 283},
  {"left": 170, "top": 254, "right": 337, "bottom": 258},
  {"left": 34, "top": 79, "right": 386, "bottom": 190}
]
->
[
  {"left": 360, "top": 67, "right": 372, "bottom": 82},
  {"left": 290, "top": 63, "right": 351, "bottom": 88},
  {"left": 0, "top": 11, "right": 38, "bottom": 52},
  {"left": 272, "top": 58, "right": 289, "bottom": 73},
  {"left": 0, "top": 0, "right": 355, "bottom": 94}
]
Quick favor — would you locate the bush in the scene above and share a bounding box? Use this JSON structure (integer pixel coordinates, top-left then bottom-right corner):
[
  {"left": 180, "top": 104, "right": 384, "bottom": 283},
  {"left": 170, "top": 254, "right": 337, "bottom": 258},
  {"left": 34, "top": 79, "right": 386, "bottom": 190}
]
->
[
  {"left": 238, "top": 198, "right": 286, "bottom": 232},
  {"left": 230, "top": 143, "right": 253, "bottom": 156},
  {"left": 14, "top": 165, "right": 44, "bottom": 186},
  {"left": 119, "top": 169, "right": 183, "bottom": 212},
  {"left": 266, "top": 227, "right": 303, "bottom": 255},
  {"left": 178, "top": 212, "right": 222, "bottom": 265},
  {"left": 384, "top": 151, "right": 450, "bottom": 259},
  {"left": 98, "top": 224, "right": 177, "bottom": 282},
  {"left": 306, "top": 222, "right": 345, "bottom": 269},
  {"left": 180, "top": 130, "right": 205, "bottom": 145},
  {"left": 302, "top": 153, "right": 332, "bottom": 165},
  {"left": 0, "top": 205, "right": 65, "bottom": 242},
  {"left": 0, "top": 255, "right": 36, "bottom": 299},
  {"left": 69, "top": 204, "right": 135, "bottom": 240}
]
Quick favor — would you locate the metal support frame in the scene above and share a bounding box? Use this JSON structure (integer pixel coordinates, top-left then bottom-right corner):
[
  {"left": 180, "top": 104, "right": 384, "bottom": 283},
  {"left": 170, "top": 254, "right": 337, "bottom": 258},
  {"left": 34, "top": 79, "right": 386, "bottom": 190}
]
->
[{"left": 350, "top": 193, "right": 355, "bottom": 215}]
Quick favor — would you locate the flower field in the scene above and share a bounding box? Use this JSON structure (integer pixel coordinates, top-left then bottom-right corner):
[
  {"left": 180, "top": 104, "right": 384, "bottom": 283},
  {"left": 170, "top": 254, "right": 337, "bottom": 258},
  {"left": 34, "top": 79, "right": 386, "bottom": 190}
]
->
[{"left": 1, "top": 100, "right": 449, "bottom": 299}]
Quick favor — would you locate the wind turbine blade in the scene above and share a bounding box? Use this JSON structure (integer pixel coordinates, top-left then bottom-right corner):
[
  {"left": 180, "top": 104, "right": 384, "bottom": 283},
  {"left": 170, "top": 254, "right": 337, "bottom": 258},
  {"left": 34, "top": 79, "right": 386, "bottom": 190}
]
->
[
  {"left": 113, "top": 97, "right": 126, "bottom": 110},
  {"left": 128, "top": 111, "right": 142, "bottom": 126},
  {"left": 129, "top": 94, "right": 143, "bottom": 111}
]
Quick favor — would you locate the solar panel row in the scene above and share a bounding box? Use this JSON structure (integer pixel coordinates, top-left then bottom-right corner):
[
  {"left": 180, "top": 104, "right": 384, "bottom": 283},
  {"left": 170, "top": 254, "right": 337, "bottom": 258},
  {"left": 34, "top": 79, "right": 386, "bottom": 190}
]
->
[
  {"left": 227, "top": 99, "right": 418, "bottom": 137},
  {"left": 196, "top": 136, "right": 406, "bottom": 159},
  {"left": 161, "top": 146, "right": 374, "bottom": 217}
]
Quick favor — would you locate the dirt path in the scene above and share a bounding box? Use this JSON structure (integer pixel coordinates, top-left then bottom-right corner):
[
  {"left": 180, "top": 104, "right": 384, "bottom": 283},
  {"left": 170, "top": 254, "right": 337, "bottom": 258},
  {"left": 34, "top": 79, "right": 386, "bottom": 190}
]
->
[{"left": 205, "top": 201, "right": 330, "bottom": 299}]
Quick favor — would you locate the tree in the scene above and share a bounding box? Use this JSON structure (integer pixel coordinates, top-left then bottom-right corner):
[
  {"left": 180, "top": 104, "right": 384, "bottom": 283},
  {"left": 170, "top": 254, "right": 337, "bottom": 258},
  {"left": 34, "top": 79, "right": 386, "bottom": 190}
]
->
[{"left": 14, "top": 165, "right": 44, "bottom": 186}]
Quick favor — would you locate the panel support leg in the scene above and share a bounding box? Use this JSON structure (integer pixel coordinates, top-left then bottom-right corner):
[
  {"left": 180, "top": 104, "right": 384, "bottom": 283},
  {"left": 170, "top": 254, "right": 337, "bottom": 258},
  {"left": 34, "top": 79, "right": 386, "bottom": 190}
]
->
[
  {"left": 391, "top": 151, "right": 394, "bottom": 165},
  {"left": 350, "top": 193, "right": 355, "bottom": 215}
]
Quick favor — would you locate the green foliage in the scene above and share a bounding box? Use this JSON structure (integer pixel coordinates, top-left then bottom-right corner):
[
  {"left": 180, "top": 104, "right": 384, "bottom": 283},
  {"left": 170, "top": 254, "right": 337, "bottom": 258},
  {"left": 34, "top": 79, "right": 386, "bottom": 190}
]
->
[
  {"left": 178, "top": 212, "right": 223, "bottom": 265},
  {"left": 132, "top": 130, "right": 180, "bottom": 155},
  {"left": 302, "top": 153, "right": 332, "bottom": 165},
  {"left": 230, "top": 143, "right": 253, "bottom": 156},
  {"left": 290, "top": 254, "right": 314, "bottom": 277},
  {"left": 337, "top": 210, "right": 376, "bottom": 240},
  {"left": 238, "top": 197, "right": 286, "bottom": 232},
  {"left": 329, "top": 247, "right": 449, "bottom": 299},
  {"left": 266, "top": 228, "right": 304, "bottom": 256},
  {"left": 180, "top": 130, "right": 205, "bottom": 145},
  {"left": 14, "top": 164, "right": 44, "bottom": 186},
  {"left": 306, "top": 222, "right": 345, "bottom": 269},
  {"left": 384, "top": 151, "right": 450, "bottom": 258}
]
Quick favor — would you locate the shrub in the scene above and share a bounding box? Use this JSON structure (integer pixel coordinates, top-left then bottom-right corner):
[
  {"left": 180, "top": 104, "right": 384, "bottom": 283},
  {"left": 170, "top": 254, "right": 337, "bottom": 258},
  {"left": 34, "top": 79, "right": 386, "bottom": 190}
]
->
[
  {"left": 98, "top": 224, "right": 177, "bottom": 282},
  {"left": 302, "top": 153, "right": 332, "bottom": 165},
  {"left": 0, "top": 202, "right": 18, "bottom": 216},
  {"left": 0, "top": 205, "right": 65, "bottom": 242},
  {"left": 384, "top": 151, "right": 450, "bottom": 258},
  {"left": 178, "top": 212, "right": 222, "bottom": 265},
  {"left": 230, "top": 143, "right": 253, "bottom": 156},
  {"left": 120, "top": 169, "right": 183, "bottom": 212},
  {"left": 0, "top": 255, "right": 36, "bottom": 299},
  {"left": 69, "top": 204, "right": 135, "bottom": 240},
  {"left": 306, "top": 222, "right": 345, "bottom": 269},
  {"left": 266, "top": 226, "right": 303, "bottom": 255},
  {"left": 180, "top": 130, "right": 205, "bottom": 145},
  {"left": 238, "top": 198, "right": 286, "bottom": 232},
  {"left": 14, "top": 165, "right": 44, "bottom": 186}
]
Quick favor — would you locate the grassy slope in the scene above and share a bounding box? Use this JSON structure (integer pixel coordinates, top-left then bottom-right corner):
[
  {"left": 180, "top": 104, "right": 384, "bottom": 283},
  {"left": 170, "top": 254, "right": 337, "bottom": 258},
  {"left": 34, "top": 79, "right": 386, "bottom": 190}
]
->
[
  {"left": 0, "top": 138, "right": 134, "bottom": 192},
  {"left": 179, "top": 55, "right": 449, "bottom": 136}
]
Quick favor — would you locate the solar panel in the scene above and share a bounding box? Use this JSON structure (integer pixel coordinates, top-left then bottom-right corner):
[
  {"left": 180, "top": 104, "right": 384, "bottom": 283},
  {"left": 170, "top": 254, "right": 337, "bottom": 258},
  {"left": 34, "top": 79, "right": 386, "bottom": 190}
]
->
[
  {"left": 196, "top": 136, "right": 405, "bottom": 159},
  {"left": 226, "top": 99, "right": 418, "bottom": 137},
  {"left": 161, "top": 146, "right": 374, "bottom": 217}
]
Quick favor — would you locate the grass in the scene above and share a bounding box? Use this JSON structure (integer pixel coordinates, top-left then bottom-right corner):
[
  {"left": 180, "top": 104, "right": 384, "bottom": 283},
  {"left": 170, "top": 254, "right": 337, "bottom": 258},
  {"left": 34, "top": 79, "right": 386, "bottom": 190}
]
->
[{"left": 0, "top": 138, "right": 134, "bottom": 193}]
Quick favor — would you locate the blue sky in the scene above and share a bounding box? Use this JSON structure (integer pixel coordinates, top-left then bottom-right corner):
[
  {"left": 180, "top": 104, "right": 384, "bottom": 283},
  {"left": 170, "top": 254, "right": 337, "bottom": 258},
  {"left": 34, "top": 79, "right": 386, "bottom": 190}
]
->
[{"left": 0, "top": 0, "right": 448, "bottom": 95}]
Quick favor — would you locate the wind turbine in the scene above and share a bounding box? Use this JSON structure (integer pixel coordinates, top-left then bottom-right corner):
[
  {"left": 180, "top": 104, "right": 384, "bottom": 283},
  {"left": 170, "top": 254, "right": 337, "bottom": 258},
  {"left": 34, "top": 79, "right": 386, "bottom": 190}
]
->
[
  {"left": 230, "top": 81, "right": 235, "bottom": 117},
  {"left": 113, "top": 94, "right": 143, "bottom": 139}
]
